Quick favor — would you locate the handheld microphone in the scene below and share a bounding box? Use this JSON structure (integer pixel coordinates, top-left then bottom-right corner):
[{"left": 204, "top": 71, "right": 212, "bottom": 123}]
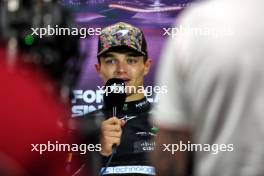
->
[
  {"left": 100, "top": 78, "right": 126, "bottom": 176},
  {"left": 103, "top": 78, "right": 126, "bottom": 151}
]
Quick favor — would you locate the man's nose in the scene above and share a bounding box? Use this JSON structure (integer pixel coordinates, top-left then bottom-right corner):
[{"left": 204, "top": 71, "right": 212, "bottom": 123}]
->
[{"left": 116, "top": 62, "right": 128, "bottom": 74}]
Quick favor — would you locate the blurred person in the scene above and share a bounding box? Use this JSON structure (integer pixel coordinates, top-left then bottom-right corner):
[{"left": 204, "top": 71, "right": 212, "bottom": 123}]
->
[
  {"left": 0, "top": 53, "right": 69, "bottom": 176},
  {"left": 71, "top": 22, "right": 156, "bottom": 176},
  {"left": 151, "top": 0, "right": 264, "bottom": 176},
  {"left": 0, "top": 0, "right": 84, "bottom": 175}
]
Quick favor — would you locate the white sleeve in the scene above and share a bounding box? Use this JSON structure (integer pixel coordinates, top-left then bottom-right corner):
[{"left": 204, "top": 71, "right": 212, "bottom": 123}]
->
[{"left": 152, "top": 35, "right": 190, "bottom": 130}]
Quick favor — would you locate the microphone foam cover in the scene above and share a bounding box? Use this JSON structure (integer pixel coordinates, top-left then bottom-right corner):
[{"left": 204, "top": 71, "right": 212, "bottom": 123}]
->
[{"left": 103, "top": 78, "right": 126, "bottom": 111}]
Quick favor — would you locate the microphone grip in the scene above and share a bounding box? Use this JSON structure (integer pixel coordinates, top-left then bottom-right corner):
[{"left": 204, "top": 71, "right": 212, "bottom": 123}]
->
[
  {"left": 111, "top": 106, "right": 117, "bottom": 154},
  {"left": 112, "top": 106, "right": 117, "bottom": 117},
  {"left": 112, "top": 144, "right": 117, "bottom": 154}
]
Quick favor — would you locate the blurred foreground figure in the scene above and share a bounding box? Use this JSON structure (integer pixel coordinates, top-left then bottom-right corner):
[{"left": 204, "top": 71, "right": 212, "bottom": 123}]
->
[
  {"left": 0, "top": 51, "right": 68, "bottom": 176},
  {"left": 0, "top": 0, "right": 83, "bottom": 175},
  {"left": 152, "top": 0, "right": 264, "bottom": 176}
]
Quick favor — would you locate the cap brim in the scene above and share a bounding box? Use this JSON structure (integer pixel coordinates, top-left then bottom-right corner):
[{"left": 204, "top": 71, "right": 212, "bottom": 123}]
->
[{"left": 97, "top": 45, "right": 146, "bottom": 57}]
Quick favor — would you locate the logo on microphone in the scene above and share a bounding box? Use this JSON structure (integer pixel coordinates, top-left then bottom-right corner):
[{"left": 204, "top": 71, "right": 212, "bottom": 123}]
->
[{"left": 105, "top": 83, "right": 125, "bottom": 96}]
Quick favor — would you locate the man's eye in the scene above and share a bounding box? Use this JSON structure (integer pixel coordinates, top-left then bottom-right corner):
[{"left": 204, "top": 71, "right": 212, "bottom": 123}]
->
[
  {"left": 105, "top": 59, "right": 116, "bottom": 64},
  {"left": 127, "top": 58, "right": 137, "bottom": 64}
]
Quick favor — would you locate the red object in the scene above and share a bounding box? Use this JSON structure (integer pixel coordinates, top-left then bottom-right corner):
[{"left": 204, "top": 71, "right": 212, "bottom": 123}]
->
[{"left": 0, "top": 48, "right": 70, "bottom": 176}]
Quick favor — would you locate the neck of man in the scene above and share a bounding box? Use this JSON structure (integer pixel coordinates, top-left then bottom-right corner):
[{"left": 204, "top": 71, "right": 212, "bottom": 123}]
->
[{"left": 125, "top": 92, "right": 145, "bottom": 102}]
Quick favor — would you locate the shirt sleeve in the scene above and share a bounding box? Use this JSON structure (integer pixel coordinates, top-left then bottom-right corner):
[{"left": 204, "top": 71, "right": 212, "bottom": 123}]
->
[{"left": 152, "top": 34, "right": 190, "bottom": 130}]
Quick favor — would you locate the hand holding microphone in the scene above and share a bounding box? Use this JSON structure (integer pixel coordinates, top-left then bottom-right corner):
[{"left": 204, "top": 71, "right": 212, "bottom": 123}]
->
[
  {"left": 99, "top": 78, "right": 126, "bottom": 157},
  {"left": 100, "top": 117, "right": 125, "bottom": 156}
]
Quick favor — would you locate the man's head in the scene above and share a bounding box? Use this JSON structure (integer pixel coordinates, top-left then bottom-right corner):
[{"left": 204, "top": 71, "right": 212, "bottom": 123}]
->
[
  {"left": 97, "top": 22, "right": 148, "bottom": 60},
  {"left": 95, "top": 22, "right": 151, "bottom": 101}
]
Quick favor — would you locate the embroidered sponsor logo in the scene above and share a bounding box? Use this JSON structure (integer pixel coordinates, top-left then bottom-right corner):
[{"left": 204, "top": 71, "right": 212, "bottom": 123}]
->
[
  {"left": 134, "top": 140, "right": 155, "bottom": 153},
  {"left": 136, "top": 131, "right": 156, "bottom": 137},
  {"left": 101, "top": 165, "right": 155, "bottom": 175},
  {"left": 135, "top": 100, "right": 148, "bottom": 108},
  {"left": 121, "top": 115, "right": 137, "bottom": 122}
]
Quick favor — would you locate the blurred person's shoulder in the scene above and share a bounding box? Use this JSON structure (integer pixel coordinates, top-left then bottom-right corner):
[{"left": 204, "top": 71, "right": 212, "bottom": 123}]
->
[{"left": 169, "top": 0, "right": 264, "bottom": 70}]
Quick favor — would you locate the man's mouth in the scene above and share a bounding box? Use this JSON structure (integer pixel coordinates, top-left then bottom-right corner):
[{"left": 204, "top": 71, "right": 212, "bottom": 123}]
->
[
  {"left": 118, "top": 78, "right": 130, "bottom": 85},
  {"left": 123, "top": 79, "right": 130, "bottom": 85}
]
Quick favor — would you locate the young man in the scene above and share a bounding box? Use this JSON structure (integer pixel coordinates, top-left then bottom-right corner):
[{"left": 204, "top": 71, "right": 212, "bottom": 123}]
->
[
  {"left": 72, "top": 22, "right": 156, "bottom": 176},
  {"left": 152, "top": 0, "right": 264, "bottom": 176}
]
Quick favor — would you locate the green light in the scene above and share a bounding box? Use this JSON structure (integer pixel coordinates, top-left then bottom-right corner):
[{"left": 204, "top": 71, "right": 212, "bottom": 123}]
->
[
  {"left": 24, "top": 34, "right": 34, "bottom": 45},
  {"left": 151, "top": 127, "right": 159, "bottom": 134}
]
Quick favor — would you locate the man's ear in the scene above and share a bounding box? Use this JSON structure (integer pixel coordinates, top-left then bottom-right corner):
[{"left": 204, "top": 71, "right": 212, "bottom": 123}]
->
[
  {"left": 144, "top": 59, "right": 152, "bottom": 75},
  {"left": 95, "top": 63, "right": 101, "bottom": 74}
]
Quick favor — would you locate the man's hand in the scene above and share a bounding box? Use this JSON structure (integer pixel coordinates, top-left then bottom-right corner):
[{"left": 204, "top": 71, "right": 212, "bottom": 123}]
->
[{"left": 100, "top": 117, "right": 125, "bottom": 156}]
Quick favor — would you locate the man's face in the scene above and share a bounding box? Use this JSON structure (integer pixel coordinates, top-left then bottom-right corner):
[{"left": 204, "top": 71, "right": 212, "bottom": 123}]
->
[{"left": 95, "top": 48, "right": 151, "bottom": 99}]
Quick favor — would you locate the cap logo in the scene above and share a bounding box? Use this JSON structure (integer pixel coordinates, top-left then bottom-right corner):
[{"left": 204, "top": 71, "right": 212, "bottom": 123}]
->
[
  {"left": 98, "top": 22, "right": 148, "bottom": 57},
  {"left": 113, "top": 29, "right": 129, "bottom": 37}
]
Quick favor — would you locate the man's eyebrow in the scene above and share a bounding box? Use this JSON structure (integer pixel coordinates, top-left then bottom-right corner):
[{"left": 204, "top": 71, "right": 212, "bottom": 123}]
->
[
  {"left": 126, "top": 52, "right": 141, "bottom": 56},
  {"left": 101, "top": 52, "right": 142, "bottom": 58},
  {"left": 101, "top": 53, "right": 115, "bottom": 58}
]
